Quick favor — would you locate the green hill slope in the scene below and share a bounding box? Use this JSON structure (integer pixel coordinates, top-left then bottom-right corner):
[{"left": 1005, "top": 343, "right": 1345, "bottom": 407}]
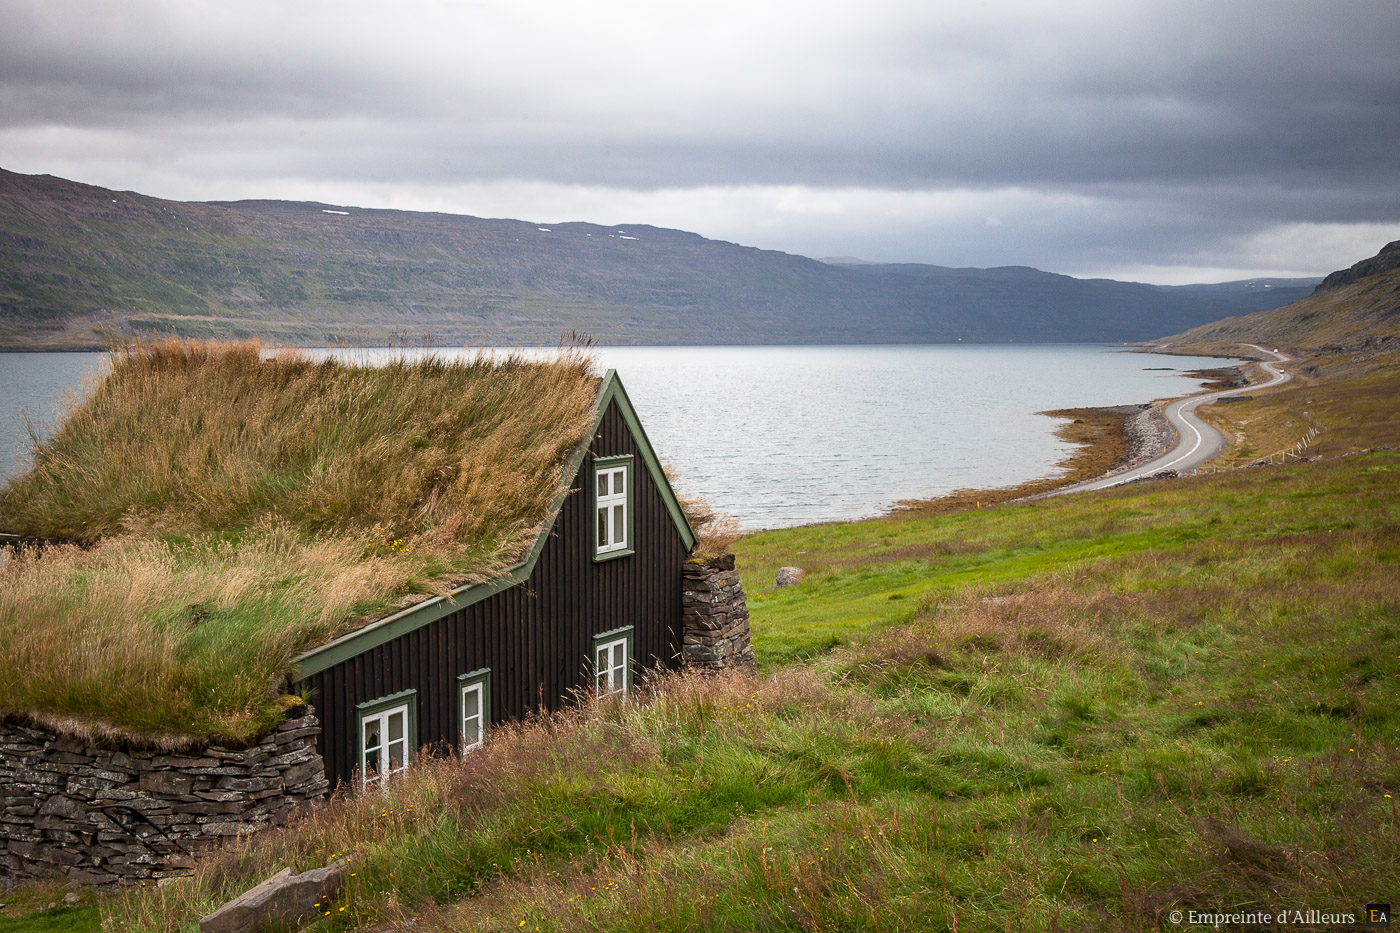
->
[
  {"left": 0, "top": 168, "right": 1316, "bottom": 348},
  {"left": 106, "top": 359, "right": 1400, "bottom": 932}
]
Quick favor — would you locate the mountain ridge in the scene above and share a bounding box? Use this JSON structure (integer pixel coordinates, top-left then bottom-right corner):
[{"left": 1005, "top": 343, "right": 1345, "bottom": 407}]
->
[
  {"left": 0, "top": 168, "right": 1318, "bottom": 349},
  {"left": 1153, "top": 240, "right": 1400, "bottom": 369}
]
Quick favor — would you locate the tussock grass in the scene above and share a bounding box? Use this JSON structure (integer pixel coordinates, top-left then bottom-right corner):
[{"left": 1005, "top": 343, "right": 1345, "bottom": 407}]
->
[
  {"left": 2, "top": 337, "right": 598, "bottom": 547},
  {"left": 0, "top": 338, "right": 600, "bottom": 743},
  {"left": 664, "top": 459, "right": 744, "bottom": 561}
]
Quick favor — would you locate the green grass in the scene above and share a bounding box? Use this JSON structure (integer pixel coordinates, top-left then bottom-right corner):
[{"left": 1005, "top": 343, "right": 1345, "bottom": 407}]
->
[
  {"left": 0, "top": 907, "right": 101, "bottom": 933},
  {"left": 108, "top": 437, "right": 1400, "bottom": 931},
  {"left": 0, "top": 881, "right": 102, "bottom": 933}
]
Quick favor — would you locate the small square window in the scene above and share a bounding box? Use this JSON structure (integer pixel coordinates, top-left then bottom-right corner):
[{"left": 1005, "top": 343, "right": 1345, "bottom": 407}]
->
[
  {"left": 592, "top": 627, "right": 633, "bottom": 697},
  {"left": 457, "top": 669, "right": 491, "bottom": 752},
  {"left": 356, "top": 690, "right": 417, "bottom": 790}
]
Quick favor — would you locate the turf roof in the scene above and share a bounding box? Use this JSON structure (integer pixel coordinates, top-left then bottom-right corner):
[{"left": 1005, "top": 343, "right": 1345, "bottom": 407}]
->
[{"left": 0, "top": 338, "right": 605, "bottom": 746}]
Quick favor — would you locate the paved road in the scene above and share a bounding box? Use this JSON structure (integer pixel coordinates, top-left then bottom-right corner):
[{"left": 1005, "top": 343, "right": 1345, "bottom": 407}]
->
[{"left": 1045, "top": 344, "right": 1292, "bottom": 497}]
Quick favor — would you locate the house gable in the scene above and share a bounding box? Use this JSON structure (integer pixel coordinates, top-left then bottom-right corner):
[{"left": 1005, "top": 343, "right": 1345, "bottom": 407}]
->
[
  {"left": 296, "top": 372, "right": 694, "bottom": 785},
  {"left": 292, "top": 369, "right": 694, "bottom": 679}
]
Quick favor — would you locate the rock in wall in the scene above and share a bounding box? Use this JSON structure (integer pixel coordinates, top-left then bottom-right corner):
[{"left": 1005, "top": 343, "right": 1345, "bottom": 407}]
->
[
  {"left": 681, "top": 554, "right": 755, "bottom": 672},
  {"left": 0, "top": 711, "right": 328, "bottom": 885}
]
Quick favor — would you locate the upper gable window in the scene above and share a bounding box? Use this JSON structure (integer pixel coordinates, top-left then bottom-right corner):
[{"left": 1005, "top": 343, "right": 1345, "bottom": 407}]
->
[{"left": 593, "top": 456, "right": 634, "bottom": 561}]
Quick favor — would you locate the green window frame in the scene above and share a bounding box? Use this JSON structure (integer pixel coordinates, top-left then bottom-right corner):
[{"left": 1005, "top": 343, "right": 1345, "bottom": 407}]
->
[
  {"left": 356, "top": 688, "right": 417, "bottom": 790},
  {"left": 592, "top": 455, "right": 635, "bottom": 562},
  {"left": 592, "top": 626, "right": 634, "bottom": 697},
  {"left": 457, "top": 668, "right": 492, "bottom": 752}
]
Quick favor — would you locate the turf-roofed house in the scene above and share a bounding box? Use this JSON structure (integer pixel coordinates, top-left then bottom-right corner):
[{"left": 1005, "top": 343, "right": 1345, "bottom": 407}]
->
[{"left": 0, "top": 340, "right": 751, "bottom": 884}]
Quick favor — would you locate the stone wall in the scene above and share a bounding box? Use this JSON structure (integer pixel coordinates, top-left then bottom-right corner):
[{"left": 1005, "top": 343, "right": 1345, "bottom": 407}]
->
[
  {"left": 681, "top": 554, "right": 755, "bottom": 672},
  {"left": 0, "top": 711, "right": 328, "bottom": 885}
]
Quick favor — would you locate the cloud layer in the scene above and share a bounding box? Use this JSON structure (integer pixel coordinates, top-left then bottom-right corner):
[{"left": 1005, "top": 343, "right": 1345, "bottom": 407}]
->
[{"left": 2, "top": 0, "right": 1398, "bottom": 281}]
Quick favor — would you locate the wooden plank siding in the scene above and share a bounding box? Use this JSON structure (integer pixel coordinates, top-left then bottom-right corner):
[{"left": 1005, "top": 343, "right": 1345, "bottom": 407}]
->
[{"left": 298, "top": 398, "right": 689, "bottom": 788}]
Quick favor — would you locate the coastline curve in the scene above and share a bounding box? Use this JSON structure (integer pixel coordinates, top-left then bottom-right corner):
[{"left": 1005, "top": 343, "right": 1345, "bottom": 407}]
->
[{"left": 1044, "top": 344, "right": 1292, "bottom": 496}]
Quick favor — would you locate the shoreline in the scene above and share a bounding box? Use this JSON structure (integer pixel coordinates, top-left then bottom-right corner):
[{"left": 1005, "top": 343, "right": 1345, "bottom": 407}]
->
[
  {"left": 888, "top": 364, "right": 1246, "bottom": 516},
  {"left": 888, "top": 404, "right": 1162, "bottom": 516}
]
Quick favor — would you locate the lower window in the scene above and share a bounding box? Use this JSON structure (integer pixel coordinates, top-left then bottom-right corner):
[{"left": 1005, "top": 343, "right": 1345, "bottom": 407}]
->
[
  {"left": 592, "top": 627, "right": 634, "bottom": 697},
  {"left": 357, "top": 690, "right": 417, "bottom": 789},
  {"left": 458, "top": 669, "right": 491, "bottom": 752}
]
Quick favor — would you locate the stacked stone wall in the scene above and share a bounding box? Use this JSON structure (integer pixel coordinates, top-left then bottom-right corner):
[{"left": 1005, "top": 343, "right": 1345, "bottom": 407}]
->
[
  {"left": 0, "top": 711, "right": 328, "bottom": 885},
  {"left": 681, "top": 554, "right": 755, "bottom": 671}
]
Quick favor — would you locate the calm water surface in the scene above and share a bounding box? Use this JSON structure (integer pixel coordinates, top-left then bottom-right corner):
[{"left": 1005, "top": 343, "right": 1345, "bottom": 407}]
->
[{"left": 0, "top": 346, "right": 1239, "bottom": 529}]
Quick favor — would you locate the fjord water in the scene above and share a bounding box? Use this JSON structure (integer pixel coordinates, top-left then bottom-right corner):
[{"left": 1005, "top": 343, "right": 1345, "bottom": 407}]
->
[{"left": 0, "top": 345, "right": 1239, "bottom": 529}]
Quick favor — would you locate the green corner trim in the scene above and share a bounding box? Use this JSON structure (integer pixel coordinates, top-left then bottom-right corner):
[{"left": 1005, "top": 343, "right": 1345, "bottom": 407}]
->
[
  {"left": 597, "top": 371, "right": 697, "bottom": 552},
  {"left": 292, "top": 370, "right": 695, "bottom": 679}
]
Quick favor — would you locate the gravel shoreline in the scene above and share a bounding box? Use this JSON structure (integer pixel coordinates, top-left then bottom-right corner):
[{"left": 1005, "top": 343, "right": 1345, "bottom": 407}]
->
[{"left": 1120, "top": 404, "right": 1173, "bottom": 470}]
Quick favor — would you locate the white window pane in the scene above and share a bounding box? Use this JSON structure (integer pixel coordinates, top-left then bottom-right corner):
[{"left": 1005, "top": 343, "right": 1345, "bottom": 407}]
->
[
  {"left": 363, "top": 719, "right": 380, "bottom": 751},
  {"left": 613, "top": 504, "right": 625, "bottom": 543},
  {"left": 597, "top": 647, "right": 608, "bottom": 672},
  {"left": 597, "top": 507, "right": 609, "bottom": 547},
  {"left": 464, "top": 715, "right": 481, "bottom": 747},
  {"left": 597, "top": 472, "right": 609, "bottom": 497},
  {"left": 613, "top": 469, "right": 625, "bottom": 494},
  {"left": 463, "top": 689, "right": 479, "bottom": 720},
  {"left": 388, "top": 710, "right": 404, "bottom": 743},
  {"left": 364, "top": 745, "right": 380, "bottom": 774},
  {"left": 388, "top": 738, "right": 406, "bottom": 772}
]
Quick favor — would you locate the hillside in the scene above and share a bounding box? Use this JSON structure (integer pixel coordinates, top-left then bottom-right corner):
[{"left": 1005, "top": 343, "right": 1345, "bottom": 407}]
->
[
  {"left": 102, "top": 358, "right": 1400, "bottom": 932},
  {"left": 0, "top": 168, "right": 1316, "bottom": 349},
  {"left": 1153, "top": 239, "right": 1400, "bottom": 365}
]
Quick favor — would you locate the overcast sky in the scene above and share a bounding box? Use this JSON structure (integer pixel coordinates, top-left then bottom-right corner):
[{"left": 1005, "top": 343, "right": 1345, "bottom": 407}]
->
[{"left": 3, "top": 0, "right": 1398, "bottom": 284}]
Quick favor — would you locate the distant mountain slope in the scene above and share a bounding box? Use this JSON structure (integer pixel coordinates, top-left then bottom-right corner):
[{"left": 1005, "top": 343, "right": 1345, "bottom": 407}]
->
[
  {"left": 1313, "top": 240, "right": 1400, "bottom": 294},
  {"left": 1153, "top": 240, "right": 1400, "bottom": 364},
  {"left": 0, "top": 168, "right": 1317, "bottom": 349}
]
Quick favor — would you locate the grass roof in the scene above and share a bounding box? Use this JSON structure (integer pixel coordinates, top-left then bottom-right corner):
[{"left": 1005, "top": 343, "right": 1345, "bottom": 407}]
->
[{"left": 0, "top": 338, "right": 600, "bottom": 746}]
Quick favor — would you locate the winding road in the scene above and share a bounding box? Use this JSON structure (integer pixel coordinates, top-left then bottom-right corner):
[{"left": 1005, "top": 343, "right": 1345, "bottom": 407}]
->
[{"left": 1046, "top": 344, "right": 1292, "bottom": 497}]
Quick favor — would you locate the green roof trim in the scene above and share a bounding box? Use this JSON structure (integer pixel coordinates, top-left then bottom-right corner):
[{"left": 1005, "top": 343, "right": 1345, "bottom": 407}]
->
[{"left": 292, "top": 370, "right": 695, "bottom": 679}]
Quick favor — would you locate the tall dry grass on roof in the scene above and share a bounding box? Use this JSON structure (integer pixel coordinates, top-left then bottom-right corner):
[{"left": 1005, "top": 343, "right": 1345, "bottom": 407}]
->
[
  {"left": 2, "top": 337, "right": 599, "bottom": 550},
  {"left": 0, "top": 338, "right": 600, "bottom": 744}
]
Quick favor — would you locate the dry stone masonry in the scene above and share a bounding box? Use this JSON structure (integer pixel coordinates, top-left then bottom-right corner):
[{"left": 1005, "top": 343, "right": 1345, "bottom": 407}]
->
[
  {"left": 681, "top": 554, "right": 755, "bottom": 672},
  {"left": 0, "top": 710, "right": 328, "bottom": 885}
]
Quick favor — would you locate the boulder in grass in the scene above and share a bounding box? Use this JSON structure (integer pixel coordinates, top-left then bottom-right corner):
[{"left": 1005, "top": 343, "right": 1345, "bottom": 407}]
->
[
  {"left": 199, "top": 858, "right": 349, "bottom": 933},
  {"left": 775, "top": 566, "right": 804, "bottom": 588}
]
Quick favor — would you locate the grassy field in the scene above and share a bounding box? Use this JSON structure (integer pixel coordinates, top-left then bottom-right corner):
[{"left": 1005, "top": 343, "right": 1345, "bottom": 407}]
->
[{"left": 74, "top": 357, "right": 1399, "bottom": 932}]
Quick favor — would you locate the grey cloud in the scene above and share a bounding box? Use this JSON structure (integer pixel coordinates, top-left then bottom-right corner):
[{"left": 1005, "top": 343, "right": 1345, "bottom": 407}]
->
[{"left": 0, "top": 0, "right": 1397, "bottom": 279}]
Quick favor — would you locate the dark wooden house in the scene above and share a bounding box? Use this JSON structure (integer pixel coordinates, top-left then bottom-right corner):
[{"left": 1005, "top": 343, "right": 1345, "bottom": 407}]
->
[{"left": 291, "top": 370, "right": 696, "bottom": 789}]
